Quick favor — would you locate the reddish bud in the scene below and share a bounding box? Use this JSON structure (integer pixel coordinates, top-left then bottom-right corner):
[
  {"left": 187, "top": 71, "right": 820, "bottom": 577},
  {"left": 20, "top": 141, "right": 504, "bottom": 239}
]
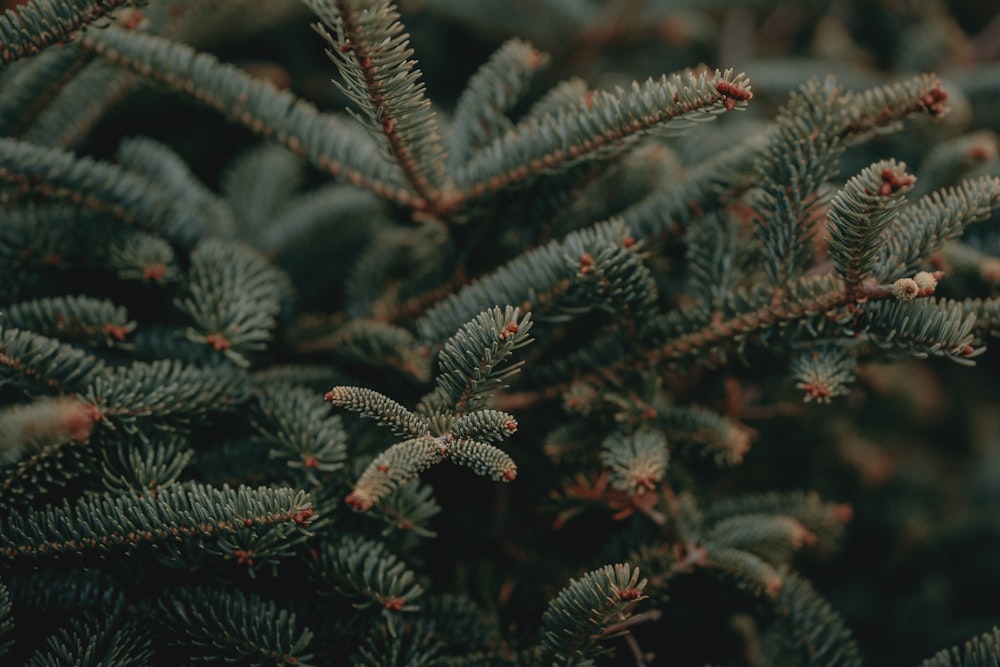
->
[
  {"left": 383, "top": 597, "right": 405, "bottom": 611},
  {"left": 104, "top": 324, "right": 128, "bottom": 341},
  {"left": 302, "top": 454, "right": 320, "bottom": 468},
  {"left": 346, "top": 492, "right": 373, "bottom": 511},
  {"left": 142, "top": 264, "right": 168, "bottom": 283},
  {"left": 620, "top": 587, "right": 643, "bottom": 601},
  {"left": 205, "top": 333, "right": 232, "bottom": 351}
]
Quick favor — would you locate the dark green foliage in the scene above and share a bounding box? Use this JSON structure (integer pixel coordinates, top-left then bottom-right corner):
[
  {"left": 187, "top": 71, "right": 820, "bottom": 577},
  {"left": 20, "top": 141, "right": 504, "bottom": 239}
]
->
[
  {"left": 2, "top": 0, "right": 1000, "bottom": 665},
  {"left": 156, "top": 586, "right": 314, "bottom": 666},
  {"left": 540, "top": 563, "right": 647, "bottom": 666},
  {"left": 918, "top": 627, "right": 1000, "bottom": 667}
]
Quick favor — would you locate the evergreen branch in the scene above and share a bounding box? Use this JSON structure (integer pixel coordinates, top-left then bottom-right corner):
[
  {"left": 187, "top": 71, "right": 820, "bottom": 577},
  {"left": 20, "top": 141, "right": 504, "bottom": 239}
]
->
[
  {"left": 563, "top": 222, "right": 659, "bottom": 336},
  {"left": 965, "top": 297, "right": 1000, "bottom": 339},
  {"left": 752, "top": 77, "right": 843, "bottom": 289},
  {"left": 174, "top": 239, "right": 289, "bottom": 366},
  {"left": 371, "top": 477, "right": 440, "bottom": 538},
  {"left": 416, "top": 218, "right": 629, "bottom": 342},
  {"left": 600, "top": 427, "right": 669, "bottom": 494},
  {"left": 452, "top": 69, "right": 752, "bottom": 199},
  {"left": 839, "top": 73, "right": 949, "bottom": 140},
  {"left": 0, "top": 44, "right": 86, "bottom": 136},
  {"left": 301, "top": 319, "right": 429, "bottom": 382},
  {"left": 156, "top": 586, "right": 315, "bottom": 666},
  {"left": 0, "top": 295, "right": 134, "bottom": 347},
  {"left": 540, "top": 562, "right": 647, "bottom": 666},
  {"left": 873, "top": 175, "right": 1000, "bottom": 281},
  {"left": 0, "top": 0, "right": 136, "bottom": 64},
  {"left": 354, "top": 620, "right": 443, "bottom": 667},
  {"left": 700, "top": 545, "right": 783, "bottom": 598},
  {"left": 0, "top": 582, "right": 10, "bottom": 658},
  {"left": 918, "top": 626, "right": 1000, "bottom": 667},
  {"left": 420, "top": 305, "right": 533, "bottom": 414},
  {"left": 86, "top": 359, "right": 248, "bottom": 429},
  {"left": 0, "top": 137, "right": 209, "bottom": 245},
  {"left": 827, "top": 160, "right": 915, "bottom": 293},
  {"left": 0, "top": 396, "right": 93, "bottom": 459},
  {"left": 443, "top": 438, "right": 517, "bottom": 482},
  {"left": 324, "top": 385, "right": 430, "bottom": 439},
  {"left": 0, "top": 326, "right": 107, "bottom": 395},
  {"left": 307, "top": 0, "right": 447, "bottom": 202},
  {"left": 0, "top": 582, "right": 14, "bottom": 658},
  {"left": 449, "top": 409, "right": 518, "bottom": 443},
  {"left": 74, "top": 26, "right": 420, "bottom": 208},
  {"left": 24, "top": 605, "right": 152, "bottom": 667},
  {"left": 311, "top": 534, "right": 424, "bottom": 613},
  {"left": 704, "top": 515, "right": 815, "bottom": 567},
  {"left": 20, "top": 61, "right": 134, "bottom": 149},
  {"left": 251, "top": 383, "right": 349, "bottom": 481},
  {"left": 860, "top": 297, "right": 980, "bottom": 364},
  {"left": 685, "top": 213, "right": 746, "bottom": 305},
  {"left": 790, "top": 343, "right": 858, "bottom": 403},
  {"left": 0, "top": 482, "right": 315, "bottom": 562},
  {"left": 116, "top": 136, "right": 234, "bottom": 237},
  {"left": 447, "top": 37, "right": 548, "bottom": 168},
  {"left": 104, "top": 230, "right": 178, "bottom": 284},
  {"left": 97, "top": 431, "right": 192, "bottom": 492},
  {"left": 702, "top": 491, "right": 852, "bottom": 549},
  {"left": 660, "top": 404, "right": 752, "bottom": 465},
  {"left": 648, "top": 274, "right": 848, "bottom": 363},
  {"left": 774, "top": 572, "right": 863, "bottom": 667},
  {"left": 346, "top": 437, "right": 442, "bottom": 511}
]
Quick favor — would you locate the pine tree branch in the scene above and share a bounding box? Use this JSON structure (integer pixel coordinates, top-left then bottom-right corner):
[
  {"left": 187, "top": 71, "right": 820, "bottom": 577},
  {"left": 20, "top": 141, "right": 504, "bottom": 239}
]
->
[
  {"left": 0, "top": 326, "right": 107, "bottom": 395},
  {"left": 452, "top": 68, "right": 752, "bottom": 200},
  {"left": 0, "top": 296, "right": 134, "bottom": 348},
  {"left": 918, "top": 626, "right": 1000, "bottom": 667},
  {"left": 74, "top": 25, "right": 421, "bottom": 208},
  {"left": 0, "top": 0, "right": 137, "bottom": 64},
  {"left": 540, "top": 563, "right": 647, "bottom": 666},
  {"left": 447, "top": 37, "right": 548, "bottom": 168},
  {"left": 156, "top": 586, "right": 314, "bottom": 665},
  {"left": 0, "top": 483, "right": 314, "bottom": 562},
  {"left": 0, "top": 137, "right": 210, "bottom": 245},
  {"left": 826, "top": 160, "right": 915, "bottom": 296},
  {"left": 307, "top": 0, "right": 447, "bottom": 203}
]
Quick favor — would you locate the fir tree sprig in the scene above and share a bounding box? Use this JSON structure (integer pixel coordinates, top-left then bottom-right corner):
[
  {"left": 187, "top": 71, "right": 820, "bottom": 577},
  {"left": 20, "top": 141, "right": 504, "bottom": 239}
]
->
[
  {"left": 0, "top": 582, "right": 11, "bottom": 658},
  {"left": 74, "top": 25, "right": 416, "bottom": 207},
  {"left": 0, "top": 326, "right": 107, "bottom": 395},
  {"left": 0, "top": 0, "right": 137, "bottom": 65},
  {"left": 600, "top": 426, "right": 669, "bottom": 494},
  {"left": 85, "top": 359, "right": 248, "bottom": 431},
  {"left": 0, "top": 295, "right": 134, "bottom": 348},
  {"left": 307, "top": 0, "right": 447, "bottom": 203},
  {"left": 447, "top": 37, "right": 548, "bottom": 168},
  {"left": 540, "top": 562, "right": 647, "bottom": 666},
  {"left": 917, "top": 626, "right": 1000, "bottom": 667},
  {"left": 174, "top": 239, "right": 290, "bottom": 365},
  {"left": 773, "top": 573, "right": 863, "bottom": 667},
  {"left": 156, "top": 585, "right": 315, "bottom": 666},
  {"left": 452, "top": 68, "right": 752, "bottom": 200},
  {"left": 0, "top": 482, "right": 314, "bottom": 563},
  {"left": 827, "top": 160, "right": 916, "bottom": 295},
  {"left": 752, "top": 77, "right": 843, "bottom": 289},
  {"left": 311, "top": 534, "right": 424, "bottom": 615},
  {"left": 0, "top": 137, "right": 209, "bottom": 245},
  {"left": 23, "top": 603, "right": 152, "bottom": 667},
  {"left": 419, "top": 305, "right": 532, "bottom": 414},
  {"left": 325, "top": 385, "right": 430, "bottom": 440},
  {"left": 250, "top": 383, "right": 349, "bottom": 483},
  {"left": 872, "top": 175, "right": 1000, "bottom": 281}
]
